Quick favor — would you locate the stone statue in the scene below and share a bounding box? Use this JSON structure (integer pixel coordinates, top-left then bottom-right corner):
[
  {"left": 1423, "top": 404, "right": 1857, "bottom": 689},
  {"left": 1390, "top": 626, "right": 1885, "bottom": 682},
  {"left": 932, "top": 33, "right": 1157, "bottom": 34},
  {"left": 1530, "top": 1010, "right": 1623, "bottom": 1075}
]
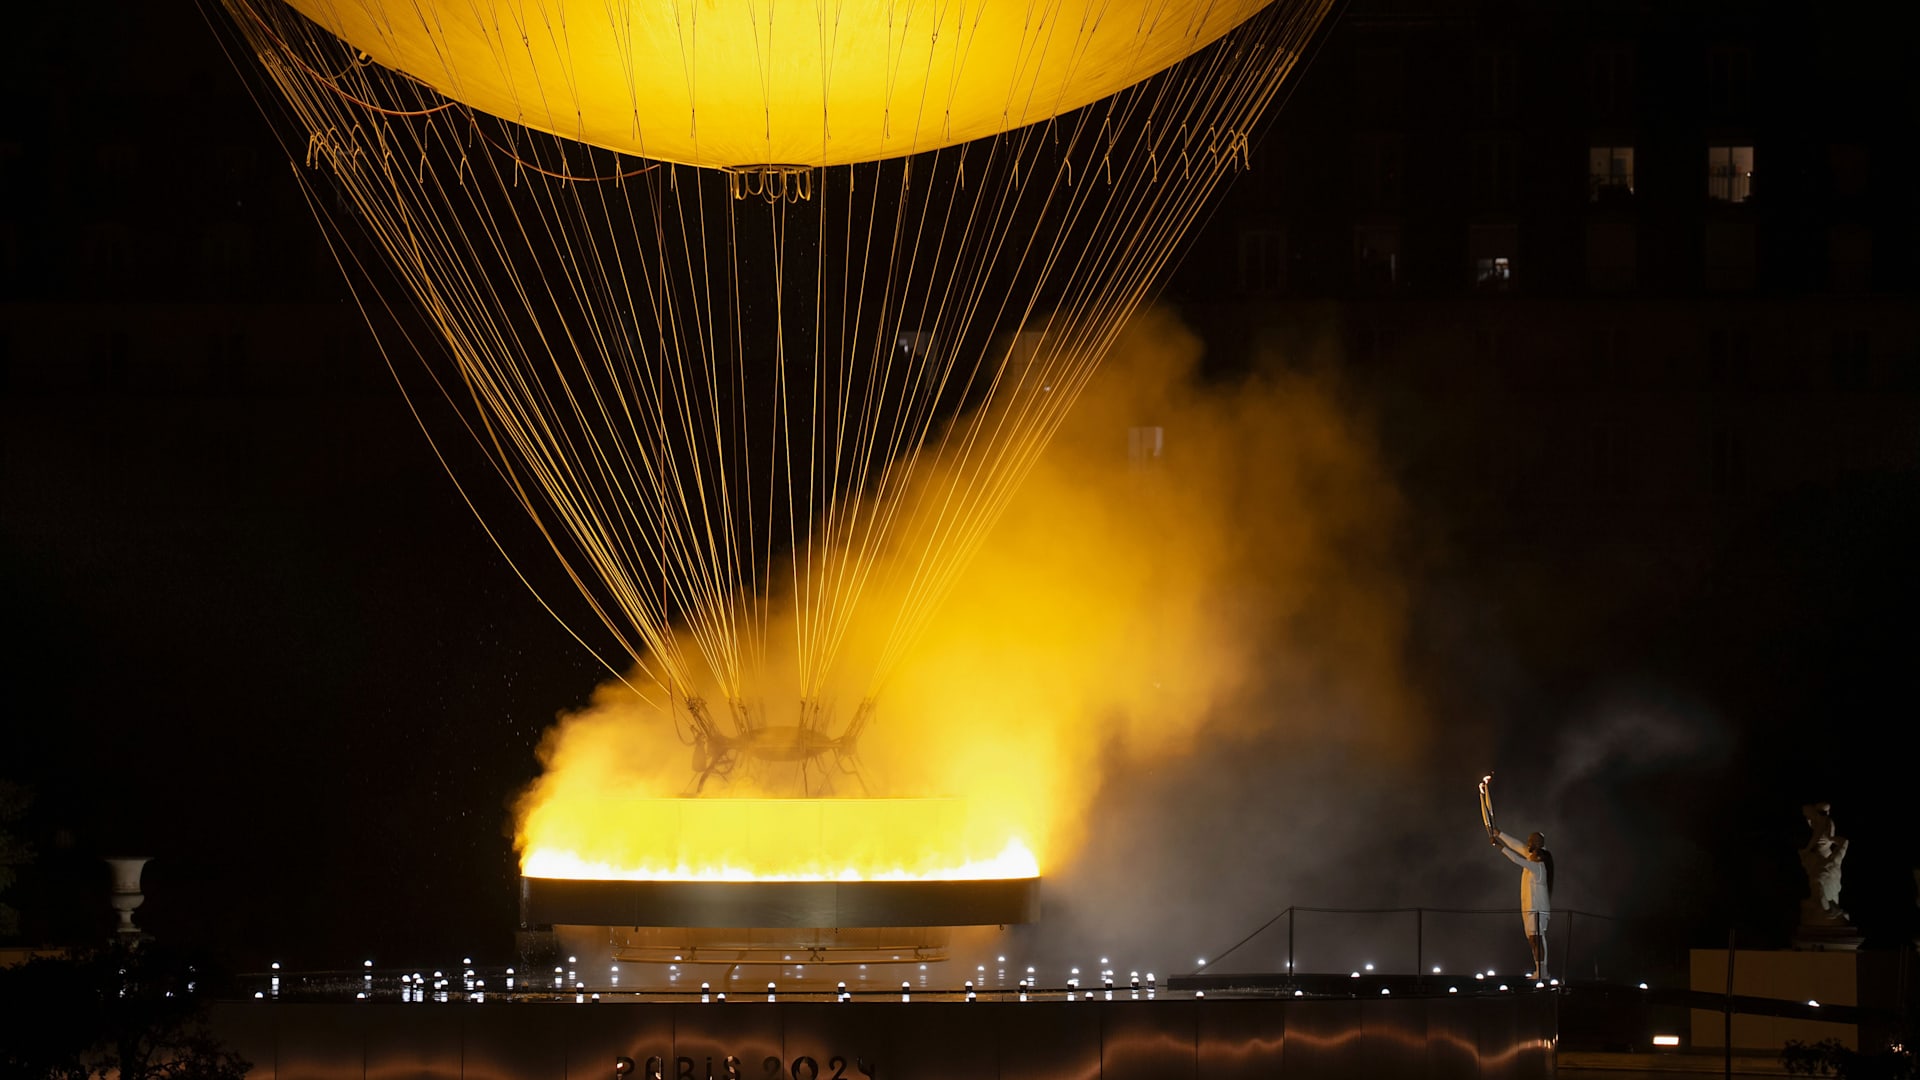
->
[{"left": 1798, "top": 803, "right": 1848, "bottom": 926}]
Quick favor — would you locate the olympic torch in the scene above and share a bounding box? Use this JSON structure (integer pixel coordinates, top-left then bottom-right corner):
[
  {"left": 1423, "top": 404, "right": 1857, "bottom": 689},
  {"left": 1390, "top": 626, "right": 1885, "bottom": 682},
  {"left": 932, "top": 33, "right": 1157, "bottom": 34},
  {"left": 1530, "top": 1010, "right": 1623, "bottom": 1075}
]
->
[{"left": 1478, "top": 773, "right": 1497, "bottom": 838}]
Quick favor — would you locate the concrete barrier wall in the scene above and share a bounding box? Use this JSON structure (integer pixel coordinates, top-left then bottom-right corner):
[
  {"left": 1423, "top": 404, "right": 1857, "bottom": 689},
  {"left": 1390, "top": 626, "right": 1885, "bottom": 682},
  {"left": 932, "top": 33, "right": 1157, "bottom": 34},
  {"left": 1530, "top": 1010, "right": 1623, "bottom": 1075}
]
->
[{"left": 211, "top": 994, "right": 1557, "bottom": 1080}]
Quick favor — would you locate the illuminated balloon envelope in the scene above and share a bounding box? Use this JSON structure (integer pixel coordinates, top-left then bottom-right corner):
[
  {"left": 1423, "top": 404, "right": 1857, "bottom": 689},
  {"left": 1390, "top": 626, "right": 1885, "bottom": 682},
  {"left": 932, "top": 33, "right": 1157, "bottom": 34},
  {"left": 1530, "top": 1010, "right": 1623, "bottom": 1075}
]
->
[{"left": 275, "top": 0, "right": 1279, "bottom": 167}]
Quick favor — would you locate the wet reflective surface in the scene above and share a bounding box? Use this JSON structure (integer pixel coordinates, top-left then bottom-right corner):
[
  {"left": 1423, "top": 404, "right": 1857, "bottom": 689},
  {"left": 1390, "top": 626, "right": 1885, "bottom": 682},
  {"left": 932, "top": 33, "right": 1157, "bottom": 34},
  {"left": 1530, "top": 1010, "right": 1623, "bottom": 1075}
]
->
[{"left": 213, "top": 992, "right": 1555, "bottom": 1078}]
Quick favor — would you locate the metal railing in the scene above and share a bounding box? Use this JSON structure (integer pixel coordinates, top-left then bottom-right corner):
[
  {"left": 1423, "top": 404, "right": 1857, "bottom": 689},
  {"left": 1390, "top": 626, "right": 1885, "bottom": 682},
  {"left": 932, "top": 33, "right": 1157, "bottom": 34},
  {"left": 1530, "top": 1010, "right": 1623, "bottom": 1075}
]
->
[{"left": 1194, "top": 905, "right": 1658, "bottom": 985}]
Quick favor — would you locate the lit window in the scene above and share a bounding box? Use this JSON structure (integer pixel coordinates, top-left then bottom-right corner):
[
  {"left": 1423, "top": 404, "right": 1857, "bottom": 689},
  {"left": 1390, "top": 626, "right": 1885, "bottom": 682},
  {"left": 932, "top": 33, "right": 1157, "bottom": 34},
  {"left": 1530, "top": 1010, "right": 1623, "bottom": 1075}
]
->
[
  {"left": 1127, "top": 426, "right": 1164, "bottom": 465},
  {"left": 1589, "top": 146, "right": 1635, "bottom": 201},
  {"left": 1707, "top": 146, "right": 1754, "bottom": 202},
  {"left": 1470, "top": 224, "right": 1517, "bottom": 290},
  {"left": 894, "top": 331, "right": 935, "bottom": 359}
]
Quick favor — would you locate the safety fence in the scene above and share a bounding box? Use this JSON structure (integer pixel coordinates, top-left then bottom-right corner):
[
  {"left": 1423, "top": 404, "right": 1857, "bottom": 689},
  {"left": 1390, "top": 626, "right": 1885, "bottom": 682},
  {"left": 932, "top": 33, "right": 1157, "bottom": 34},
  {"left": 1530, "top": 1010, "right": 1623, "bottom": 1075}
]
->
[{"left": 1193, "top": 906, "right": 1665, "bottom": 986}]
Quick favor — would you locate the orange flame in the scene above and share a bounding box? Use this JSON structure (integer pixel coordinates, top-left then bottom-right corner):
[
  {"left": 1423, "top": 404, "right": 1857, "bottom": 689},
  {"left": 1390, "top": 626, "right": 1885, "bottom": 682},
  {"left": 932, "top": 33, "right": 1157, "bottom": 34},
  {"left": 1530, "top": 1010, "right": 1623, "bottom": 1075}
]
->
[
  {"left": 513, "top": 313, "right": 1417, "bottom": 892},
  {"left": 520, "top": 796, "right": 1038, "bottom": 882}
]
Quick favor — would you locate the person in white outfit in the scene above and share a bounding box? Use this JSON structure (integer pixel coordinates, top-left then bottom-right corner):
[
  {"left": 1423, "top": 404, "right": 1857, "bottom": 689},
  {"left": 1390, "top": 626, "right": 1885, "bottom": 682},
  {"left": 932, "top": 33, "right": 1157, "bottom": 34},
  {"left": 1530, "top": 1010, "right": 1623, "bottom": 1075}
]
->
[{"left": 1492, "top": 829, "right": 1554, "bottom": 981}]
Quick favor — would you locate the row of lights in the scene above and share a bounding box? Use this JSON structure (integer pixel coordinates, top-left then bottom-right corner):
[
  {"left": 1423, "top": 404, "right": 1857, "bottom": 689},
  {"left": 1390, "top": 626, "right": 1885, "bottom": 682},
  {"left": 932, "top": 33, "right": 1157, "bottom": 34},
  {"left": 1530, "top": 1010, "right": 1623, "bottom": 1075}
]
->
[{"left": 254, "top": 955, "right": 1657, "bottom": 1003}]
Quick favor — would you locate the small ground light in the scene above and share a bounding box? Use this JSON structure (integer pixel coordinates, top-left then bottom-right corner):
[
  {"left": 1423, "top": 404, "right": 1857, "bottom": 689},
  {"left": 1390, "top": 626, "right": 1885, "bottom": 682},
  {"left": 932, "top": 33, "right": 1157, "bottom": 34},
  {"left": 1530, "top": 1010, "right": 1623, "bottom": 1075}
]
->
[
  {"left": 1432, "top": 966, "right": 1442, "bottom": 974},
  {"left": 1448, "top": 987, "right": 1458, "bottom": 994},
  {"left": 254, "top": 991, "right": 264, "bottom": 999},
  {"left": 1638, "top": 982, "right": 1649, "bottom": 990},
  {"left": 1498, "top": 984, "right": 1509, "bottom": 992},
  {"left": 1364, "top": 963, "right": 1374, "bottom": 971},
  {"left": 1294, "top": 990, "right": 1304, "bottom": 998},
  {"left": 1652, "top": 1035, "right": 1680, "bottom": 1047},
  {"left": 1381, "top": 988, "right": 1391, "bottom": 995},
  {"left": 270, "top": 962, "right": 280, "bottom": 970},
  {"left": 1476, "top": 973, "right": 1486, "bottom": 981},
  {"left": 1195, "top": 991, "right": 1205, "bottom": 999},
  {"left": 1808, "top": 1000, "right": 1820, "bottom": 1008},
  {"left": 998, "top": 956, "right": 1006, "bottom": 962},
  {"left": 1350, "top": 971, "right": 1360, "bottom": 979}
]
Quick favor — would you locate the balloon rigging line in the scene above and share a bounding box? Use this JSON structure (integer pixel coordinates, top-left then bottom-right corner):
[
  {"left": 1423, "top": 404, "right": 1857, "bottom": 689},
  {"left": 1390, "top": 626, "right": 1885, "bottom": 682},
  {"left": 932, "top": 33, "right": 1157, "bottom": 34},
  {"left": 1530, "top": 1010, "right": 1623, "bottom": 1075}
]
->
[{"left": 214, "top": 0, "right": 1333, "bottom": 734}]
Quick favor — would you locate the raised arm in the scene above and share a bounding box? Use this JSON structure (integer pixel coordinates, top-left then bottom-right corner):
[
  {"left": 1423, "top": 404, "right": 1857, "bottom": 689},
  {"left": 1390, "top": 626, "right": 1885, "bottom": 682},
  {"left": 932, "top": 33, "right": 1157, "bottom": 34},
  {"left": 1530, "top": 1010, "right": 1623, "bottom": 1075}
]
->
[
  {"left": 1497, "top": 830, "right": 1529, "bottom": 855},
  {"left": 1498, "top": 845, "right": 1531, "bottom": 868}
]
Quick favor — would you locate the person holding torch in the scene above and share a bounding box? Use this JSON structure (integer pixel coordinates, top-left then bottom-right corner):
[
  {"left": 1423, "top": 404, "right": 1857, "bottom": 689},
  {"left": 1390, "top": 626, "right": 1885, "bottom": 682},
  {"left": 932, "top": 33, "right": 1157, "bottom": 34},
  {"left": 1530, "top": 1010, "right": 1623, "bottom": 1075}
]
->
[{"left": 1481, "top": 774, "right": 1555, "bottom": 983}]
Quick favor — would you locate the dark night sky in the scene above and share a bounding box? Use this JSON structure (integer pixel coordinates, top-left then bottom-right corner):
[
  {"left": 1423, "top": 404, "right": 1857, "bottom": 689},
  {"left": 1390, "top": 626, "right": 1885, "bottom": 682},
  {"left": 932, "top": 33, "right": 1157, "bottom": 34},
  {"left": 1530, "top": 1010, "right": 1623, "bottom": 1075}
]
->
[{"left": 3, "top": 0, "right": 1918, "bottom": 972}]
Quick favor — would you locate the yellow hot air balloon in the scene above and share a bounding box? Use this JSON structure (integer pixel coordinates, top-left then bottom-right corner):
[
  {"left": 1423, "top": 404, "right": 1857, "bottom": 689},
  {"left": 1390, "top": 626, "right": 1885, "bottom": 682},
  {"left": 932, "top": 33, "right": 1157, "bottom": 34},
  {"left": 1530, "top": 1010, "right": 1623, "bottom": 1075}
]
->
[
  {"left": 214, "top": 0, "right": 1330, "bottom": 896},
  {"left": 275, "top": 0, "right": 1279, "bottom": 168},
  {"left": 210, "top": 0, "right": 1334, "bottom": 838}
]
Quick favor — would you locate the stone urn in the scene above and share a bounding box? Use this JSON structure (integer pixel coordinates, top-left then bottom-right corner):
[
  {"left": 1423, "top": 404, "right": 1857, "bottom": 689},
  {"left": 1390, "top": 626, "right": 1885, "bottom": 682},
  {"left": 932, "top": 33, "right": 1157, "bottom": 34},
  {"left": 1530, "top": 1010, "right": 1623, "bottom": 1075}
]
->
[{"left": 105, "top": 857, "right": 151, "bottom": 938}]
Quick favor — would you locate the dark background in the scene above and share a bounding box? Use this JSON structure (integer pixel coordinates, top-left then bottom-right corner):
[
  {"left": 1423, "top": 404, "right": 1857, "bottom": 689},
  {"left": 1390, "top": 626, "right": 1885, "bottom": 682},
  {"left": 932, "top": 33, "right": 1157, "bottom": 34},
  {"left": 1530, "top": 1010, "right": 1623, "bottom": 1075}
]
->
[{"left": 3, "top": 0, "right": 1916, "bottom": 970}]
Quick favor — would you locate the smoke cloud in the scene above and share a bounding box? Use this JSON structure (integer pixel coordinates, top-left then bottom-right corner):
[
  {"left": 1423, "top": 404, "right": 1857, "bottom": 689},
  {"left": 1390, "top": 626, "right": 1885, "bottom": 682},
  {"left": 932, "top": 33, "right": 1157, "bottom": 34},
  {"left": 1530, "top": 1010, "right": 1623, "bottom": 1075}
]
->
[{"left": 518, "top": 307, "right": 1437, "bottom": 972}]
